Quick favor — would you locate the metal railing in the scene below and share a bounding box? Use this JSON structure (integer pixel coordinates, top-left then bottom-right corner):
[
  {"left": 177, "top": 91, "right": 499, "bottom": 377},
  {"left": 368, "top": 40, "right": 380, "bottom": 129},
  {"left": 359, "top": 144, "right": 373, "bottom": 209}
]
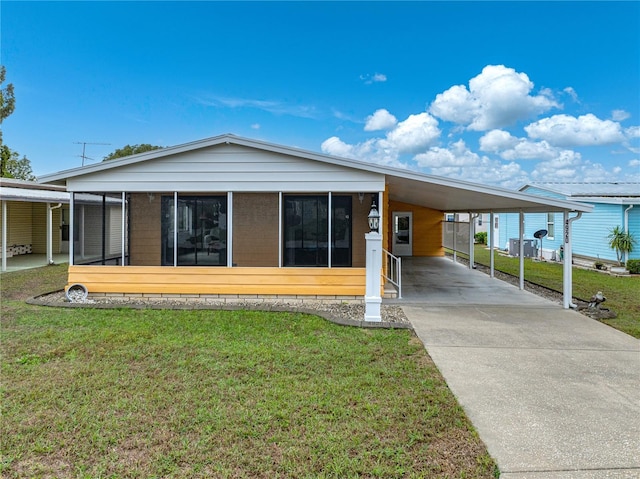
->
[{"left": 383, "top": 248, "right": 402, "bottom": 299}]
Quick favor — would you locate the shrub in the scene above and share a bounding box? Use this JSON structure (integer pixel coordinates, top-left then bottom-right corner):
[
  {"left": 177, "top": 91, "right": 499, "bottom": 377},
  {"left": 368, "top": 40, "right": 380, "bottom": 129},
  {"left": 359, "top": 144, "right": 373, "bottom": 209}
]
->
[
  {"left": 626, "top": 259, "right": 640, "bottom": 274},
  {"left": 474, "top": 232, "right": 487, "bottom": 244}
]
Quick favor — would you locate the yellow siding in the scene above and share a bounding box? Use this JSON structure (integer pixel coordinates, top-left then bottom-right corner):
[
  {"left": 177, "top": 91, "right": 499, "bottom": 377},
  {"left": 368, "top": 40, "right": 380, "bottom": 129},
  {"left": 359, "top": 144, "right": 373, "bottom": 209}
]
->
[
  {"left": 31, "top": 203, "right": 47, "bottom": 254},
  {"left": 389, "top": 200, "right": 444, "bottom": 257},
  {"left": 1, "top": 202, "right": 32, "bottom": 246},
  {"left": 67, "top": 265, "right": 366, "bottom": 296}
]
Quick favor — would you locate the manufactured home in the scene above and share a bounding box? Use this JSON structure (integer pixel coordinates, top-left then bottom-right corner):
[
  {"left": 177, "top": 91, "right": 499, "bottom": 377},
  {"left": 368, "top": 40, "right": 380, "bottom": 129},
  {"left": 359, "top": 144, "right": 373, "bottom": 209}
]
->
[{"left": 39, "top": 134, "right": 593, "bottom": 319}]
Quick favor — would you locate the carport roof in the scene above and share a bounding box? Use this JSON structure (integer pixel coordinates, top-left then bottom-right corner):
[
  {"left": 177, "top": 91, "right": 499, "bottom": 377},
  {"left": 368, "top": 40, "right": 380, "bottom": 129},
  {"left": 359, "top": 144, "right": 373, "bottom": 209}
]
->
[{"left": 38, "top": 134, "right": 592, "bottom": 214}]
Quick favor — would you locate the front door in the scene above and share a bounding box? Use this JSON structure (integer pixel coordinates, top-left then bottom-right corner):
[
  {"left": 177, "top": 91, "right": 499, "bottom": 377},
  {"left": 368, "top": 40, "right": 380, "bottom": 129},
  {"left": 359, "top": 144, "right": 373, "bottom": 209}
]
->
[{"left": 392, "top": 212, "right": 412, "bottom": 256}]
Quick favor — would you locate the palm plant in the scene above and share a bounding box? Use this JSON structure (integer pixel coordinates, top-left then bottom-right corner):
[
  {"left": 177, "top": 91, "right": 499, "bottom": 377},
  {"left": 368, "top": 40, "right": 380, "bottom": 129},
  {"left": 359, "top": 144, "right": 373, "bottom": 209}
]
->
[{"left": 607, "top": 226, "right": 636, "bottom": 266}]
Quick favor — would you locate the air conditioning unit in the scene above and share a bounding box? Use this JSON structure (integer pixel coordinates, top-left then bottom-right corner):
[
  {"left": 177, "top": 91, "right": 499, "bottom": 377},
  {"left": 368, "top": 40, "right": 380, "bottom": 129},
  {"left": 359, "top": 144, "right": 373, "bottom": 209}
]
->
[{"left": 508, "top": 238, "right": 537, "bottom": 258}]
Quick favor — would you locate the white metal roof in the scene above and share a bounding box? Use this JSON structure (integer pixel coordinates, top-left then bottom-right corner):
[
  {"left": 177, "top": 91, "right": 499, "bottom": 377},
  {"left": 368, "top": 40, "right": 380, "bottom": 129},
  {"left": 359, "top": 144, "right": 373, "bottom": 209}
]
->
[
  {"left": 522, "top": 182, "right": 640, "bottom": 198},
  {"left": 0, "top": 178, "right": 70, "bottom": 203},
  {"left": 38, "top": 134, "right": 593, "bottom": 214}
]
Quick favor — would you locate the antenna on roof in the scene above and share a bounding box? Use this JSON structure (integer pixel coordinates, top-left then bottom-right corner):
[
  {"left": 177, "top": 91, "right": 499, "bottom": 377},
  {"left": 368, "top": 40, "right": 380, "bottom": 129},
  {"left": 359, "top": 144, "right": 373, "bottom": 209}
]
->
[{"left": 74, "top": 141, "right": 111, "bottom": 166}]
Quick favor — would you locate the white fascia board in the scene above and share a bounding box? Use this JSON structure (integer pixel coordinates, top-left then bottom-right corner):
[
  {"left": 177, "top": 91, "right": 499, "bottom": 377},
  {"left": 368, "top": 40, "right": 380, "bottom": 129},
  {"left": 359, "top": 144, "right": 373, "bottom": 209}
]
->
[
  {"left": 0, "top": 186, "right": 70, "bottom": 203},
  {"left": 570, "top": 196, "right": 640, "bottom": 205}
]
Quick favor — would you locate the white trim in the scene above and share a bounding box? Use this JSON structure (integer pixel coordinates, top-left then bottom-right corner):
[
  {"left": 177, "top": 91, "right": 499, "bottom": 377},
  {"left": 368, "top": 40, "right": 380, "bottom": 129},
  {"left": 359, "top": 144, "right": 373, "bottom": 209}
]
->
[
  {"left": 121, "top": 192, "right": 126, "bottom": 266},
  {"left": 278, "top": 192, "right": 283, "bottom": 268},
  {"left": 489, "top": 211, "right": 495, "bottom": 279},
  {"left": 227, "top": 192, "right": 233, "bottom": 267},
  {"left": 328, "top": 192, "right": 332, "bottom": 268},
  {"left": 173, "top": 192, "right": 178, "bottom": 267},
  {"left": 69, "top": 194, "right": 75, "bottom": 265},
  {"left": 519, "top": 210, "right": 524, "bottom": 290}
]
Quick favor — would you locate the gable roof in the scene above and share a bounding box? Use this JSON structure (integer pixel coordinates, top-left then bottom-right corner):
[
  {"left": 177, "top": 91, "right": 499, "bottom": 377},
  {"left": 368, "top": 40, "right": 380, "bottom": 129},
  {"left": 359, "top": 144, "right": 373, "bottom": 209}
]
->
[{"left": 38, "top": 134, "right": 592, "bottom": 214}]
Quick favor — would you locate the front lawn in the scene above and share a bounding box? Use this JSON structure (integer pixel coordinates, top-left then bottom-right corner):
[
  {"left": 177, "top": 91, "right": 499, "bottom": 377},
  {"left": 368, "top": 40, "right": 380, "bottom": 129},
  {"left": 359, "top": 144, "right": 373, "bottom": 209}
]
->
[{"left": 1, "top": 265, "right": 497, "bottom": 478}]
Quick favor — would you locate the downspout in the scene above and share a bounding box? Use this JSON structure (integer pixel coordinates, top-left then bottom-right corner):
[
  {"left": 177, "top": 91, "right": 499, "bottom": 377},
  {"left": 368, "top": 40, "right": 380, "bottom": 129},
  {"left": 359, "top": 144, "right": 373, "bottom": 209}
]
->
[
  {"left": 519, "top": 210, "right": 524, "bottom": 290},
  {"left": 489, "top": 211, "right": 495, "bottom": 278},
  {"left": 47, "top": 203, "right": 63, "bottom": 264},
  {"left": 624, "top": 205, "right": 634, "bottom": 264},
  {"left": 563, "top": 211, "right": 583, "bottom": 309},
  {"left": 469, "top": 213, "right": 478, "bottom": 269}
]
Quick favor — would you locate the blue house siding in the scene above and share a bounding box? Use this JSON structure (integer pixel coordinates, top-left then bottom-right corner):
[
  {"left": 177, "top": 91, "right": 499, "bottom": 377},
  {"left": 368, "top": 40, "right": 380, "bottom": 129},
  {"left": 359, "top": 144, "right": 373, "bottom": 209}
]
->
[{"left": 498, "top": 185, "right": 640, "bottom": 262}]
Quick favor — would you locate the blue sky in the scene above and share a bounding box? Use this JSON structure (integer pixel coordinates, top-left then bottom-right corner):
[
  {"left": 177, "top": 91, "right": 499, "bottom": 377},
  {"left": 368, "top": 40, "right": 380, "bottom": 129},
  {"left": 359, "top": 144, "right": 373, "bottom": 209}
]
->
[{"left": 2, "top": 1, "right": 639, "bottom": 188}]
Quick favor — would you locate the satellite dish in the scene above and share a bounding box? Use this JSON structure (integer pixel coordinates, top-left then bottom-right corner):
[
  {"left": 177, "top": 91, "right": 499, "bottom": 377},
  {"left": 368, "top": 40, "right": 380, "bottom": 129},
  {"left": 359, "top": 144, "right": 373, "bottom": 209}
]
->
[{"left": 534, "top": 229, "right": 548, "bottom": 239}]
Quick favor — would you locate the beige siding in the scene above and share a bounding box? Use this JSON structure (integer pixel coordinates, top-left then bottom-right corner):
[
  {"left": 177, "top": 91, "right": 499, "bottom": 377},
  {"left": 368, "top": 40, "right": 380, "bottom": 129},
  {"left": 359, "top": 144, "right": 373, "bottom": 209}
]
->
[
  {"left": 233, "top": 193, "right": 279, "bottom": 267},
  {"left": 129, "top": 193, "right": 161, "bottom": 266},
  {"left": 0, "top": 202, "right": 32, "bottom": 246},
  {"left": 31, "top": 203, "right": 47, "bottom": 254}
]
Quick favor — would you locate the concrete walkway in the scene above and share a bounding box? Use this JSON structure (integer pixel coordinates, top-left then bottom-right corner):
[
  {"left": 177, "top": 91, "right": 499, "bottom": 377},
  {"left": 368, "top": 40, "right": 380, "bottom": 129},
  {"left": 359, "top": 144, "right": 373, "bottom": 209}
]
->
[{"left": 396, "top": 257, "right": 640, "bottom": 478}]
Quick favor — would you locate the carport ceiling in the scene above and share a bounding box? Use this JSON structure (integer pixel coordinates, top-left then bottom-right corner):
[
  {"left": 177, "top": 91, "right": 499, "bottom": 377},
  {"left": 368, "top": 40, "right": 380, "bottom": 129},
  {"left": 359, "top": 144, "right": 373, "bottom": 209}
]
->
[{"left": 384, "top": 174, "right": 593, "bottom": 214}]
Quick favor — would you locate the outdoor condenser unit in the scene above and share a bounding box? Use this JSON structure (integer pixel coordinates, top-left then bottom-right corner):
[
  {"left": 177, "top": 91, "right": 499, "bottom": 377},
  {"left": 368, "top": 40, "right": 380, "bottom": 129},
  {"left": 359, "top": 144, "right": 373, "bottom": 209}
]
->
[{"left": 508, "top": 238, "right": 537, "bottom": 258}]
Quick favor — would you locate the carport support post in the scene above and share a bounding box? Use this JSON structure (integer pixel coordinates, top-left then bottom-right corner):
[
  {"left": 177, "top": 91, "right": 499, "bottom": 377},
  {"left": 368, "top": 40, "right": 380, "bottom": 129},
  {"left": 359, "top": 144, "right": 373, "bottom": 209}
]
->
[
  {"left": 468, "top": 213, "right": 475, "bottom": 269},
  {"left": 364, "top": 231, "right": 383, "bottom": 322},
  {"left": 563, "top": 211, "right": 582, "bottom": 309},
  {"left": 519, "top": 210, "right": 525, "bottom": 290},
  {"left": 489, "top": 211, "right": 495, "bottom": 278},
  {"left": 1, "top": 200, "right": 6, "bottom": 272}
]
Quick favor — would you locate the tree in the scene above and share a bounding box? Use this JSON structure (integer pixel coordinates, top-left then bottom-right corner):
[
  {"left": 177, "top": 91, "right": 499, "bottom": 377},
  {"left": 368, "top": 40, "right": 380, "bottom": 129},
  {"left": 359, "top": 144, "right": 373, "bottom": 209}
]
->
[
  {"left": 0, "top": 65, "right": 35, "bottom": 180},
  {"left": 103, "top": 144, "right": 163, "bottom": 161},
  {"left": 0, "top": 65, "right": 15, "bottom": 128},
  {"left": 1, "top": 144, "right": 35, "bottom": 180},
  {"left": 607, "top": 225, "right": 636, "bottom": 266}
]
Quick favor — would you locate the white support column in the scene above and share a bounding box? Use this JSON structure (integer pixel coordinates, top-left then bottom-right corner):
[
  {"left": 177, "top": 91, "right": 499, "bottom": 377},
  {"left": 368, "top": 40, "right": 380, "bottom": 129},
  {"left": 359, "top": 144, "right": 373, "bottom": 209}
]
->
[
  {"left": 489, "top": 211, "right": 495, "bottom": 278},
  {"left": 328, "top": 192, "right": 332, "bottom": 268},
  {"left": 364, "top": 231, "right": 383, "bottom": 322},
  {"left": 519, "top": 210, "right": 525, "bottom": 290},
  {"left": 69, "top": 193, "right": 74, "bottom": 266},
  {"left": 121, "top": 192, "right": 126, "bottom": 266},
  {"left": 173, "top": 192, "right": 178, "bottom": 267},
  {"left": 453, "top": 214, "right": 457, "bottom": 263},
  {"left": 563, "top": 211, "right": 582, "bottom": 309},
  {"left": 46, "top": 202, "right": 52, "bottom": 264},
  {"left": 278, "top": 192, "right": 283, "bottom": 268},
  {"left": 468, "top": 213, "right": 476, "bottom": 269},
  {"left": 227, "top": 191, "right": 233, "bottom": 267},
  {"left": 1, "top": 200, "right": 7, "bottom": 272}
]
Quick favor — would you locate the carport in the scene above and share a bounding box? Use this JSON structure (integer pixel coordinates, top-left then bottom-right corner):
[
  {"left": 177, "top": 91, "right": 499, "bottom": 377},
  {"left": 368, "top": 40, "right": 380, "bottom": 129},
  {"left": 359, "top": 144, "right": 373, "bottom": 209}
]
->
[{"left": 378, "top": 168, "right": 594, "bottom": 309}]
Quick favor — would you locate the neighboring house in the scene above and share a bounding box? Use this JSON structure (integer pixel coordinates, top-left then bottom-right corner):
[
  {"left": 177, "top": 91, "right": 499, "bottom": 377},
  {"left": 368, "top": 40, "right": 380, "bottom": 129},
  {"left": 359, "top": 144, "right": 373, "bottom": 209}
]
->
[
  {"left": 39, "top": 134, "right": 592, "bottom": 317},
  {"left": 497, "top": 183, "right": 640, "bottom": 263},
  {"left": 0, "top": 178, "right": 71, "bottom": 271}
]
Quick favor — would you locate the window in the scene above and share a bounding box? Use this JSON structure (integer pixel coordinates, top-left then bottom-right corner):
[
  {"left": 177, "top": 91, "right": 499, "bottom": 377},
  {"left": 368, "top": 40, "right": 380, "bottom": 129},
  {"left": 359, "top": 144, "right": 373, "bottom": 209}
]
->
[
  {"left": 283, "top": 195, "right": 352, "bottom": 267},
  {"left": 162, "top": 195, "right": 227, "bottom": 266},
  {"left": 547, "top": 213, "right": 555, "bottom": 240}
]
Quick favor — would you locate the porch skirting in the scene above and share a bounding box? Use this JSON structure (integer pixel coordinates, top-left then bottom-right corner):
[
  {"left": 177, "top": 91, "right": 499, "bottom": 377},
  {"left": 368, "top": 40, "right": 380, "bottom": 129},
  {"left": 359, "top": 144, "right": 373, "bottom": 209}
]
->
[
  {"left": 87, "top": 292, "right": 363, "bottom": 305},
  {"left": 67, "top": 265, "right": 367, "bottom": 299}
]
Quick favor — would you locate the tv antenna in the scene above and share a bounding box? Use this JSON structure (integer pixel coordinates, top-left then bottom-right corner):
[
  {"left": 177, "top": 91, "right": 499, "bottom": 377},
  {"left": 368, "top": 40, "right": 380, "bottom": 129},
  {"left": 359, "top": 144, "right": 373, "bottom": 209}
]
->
[{"left": 74, "top": 141, "right": 111, "bottom": 166}]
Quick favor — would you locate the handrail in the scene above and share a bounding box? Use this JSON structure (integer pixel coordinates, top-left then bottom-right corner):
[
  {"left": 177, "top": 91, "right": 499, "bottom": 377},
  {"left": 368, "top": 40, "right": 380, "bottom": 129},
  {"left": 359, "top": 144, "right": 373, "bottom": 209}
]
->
[{"left": 383, "top": 248, "right": 402, "bottom": 299}]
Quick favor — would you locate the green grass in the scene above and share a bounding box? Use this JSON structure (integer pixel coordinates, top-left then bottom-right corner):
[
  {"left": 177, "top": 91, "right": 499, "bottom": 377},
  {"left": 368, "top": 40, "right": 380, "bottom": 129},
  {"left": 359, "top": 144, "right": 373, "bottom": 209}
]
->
[
  {"left": 468, "top": 245, "right": 640, "bottom": 338},
  {"left": 1, "top": 265, "right": 497, "bottom": 478}
]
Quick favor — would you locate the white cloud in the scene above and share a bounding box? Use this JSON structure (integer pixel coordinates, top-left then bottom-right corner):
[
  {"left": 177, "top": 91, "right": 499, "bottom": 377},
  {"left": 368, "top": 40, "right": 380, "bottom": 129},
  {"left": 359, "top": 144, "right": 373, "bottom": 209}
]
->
[
  {"left": 196, "top": 95, "right": 317, "bottom": 119},
  {"left": 320, "top": 136, "right": 404, "bottom": 167},
  {"left": 479, "top": 129, "right": 519, "bottom": 152},
  {"left": 612, "top": 109, "right": 630, "bottom": 121},
  {"left": 386, "top": 113, "right": 440, "bottom": 153},
  {"left": 251, "top": 123, "right": 260, "bottom": 130},
  {"left": 429, "top": 65, "right": 559, "bottom": 131},
  {"left": 360, "top": 73, "right": 387, "bottom": 84},
  {"left": 626, "top": 126, "right": 640, "bottom": 139},
  {"left": 414, "top": 140, "right": 480, "bottom": 167},
  {"left": 525, "top": 113, "right": 626, "bottom": 147},
  {"left": 364, "top": 109, "right": 397, "bottom": 131},
  {"left": 563, "top": 87, "right": 578, "bottom": 102},
  {"left": 629, "top": 159, "right": 640, "bottom": 167}
]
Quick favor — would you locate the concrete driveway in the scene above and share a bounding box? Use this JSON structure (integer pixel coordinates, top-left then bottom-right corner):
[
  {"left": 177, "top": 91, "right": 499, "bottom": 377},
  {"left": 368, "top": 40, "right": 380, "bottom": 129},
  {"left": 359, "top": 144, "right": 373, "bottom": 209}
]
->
[{"left": 397, "top": 258, "right": 640, "bottom": 478}]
